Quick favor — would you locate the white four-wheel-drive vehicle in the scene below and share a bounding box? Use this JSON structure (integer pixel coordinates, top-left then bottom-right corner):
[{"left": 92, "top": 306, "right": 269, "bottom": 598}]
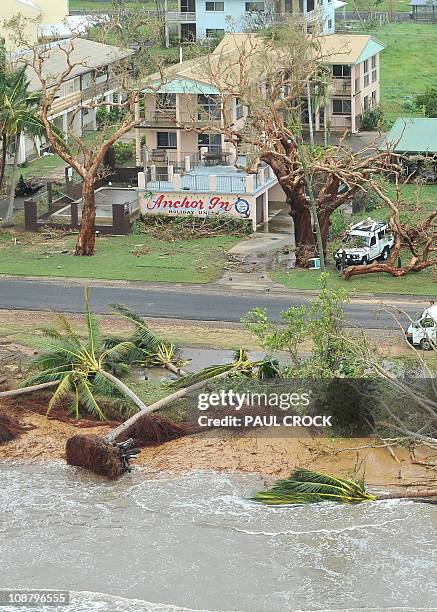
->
[
  {"left": 334, "top": 218, "right": 395, "bottom": 269},
  {"left": 405, "top": 304, "right": 437, "bottom": 351}
]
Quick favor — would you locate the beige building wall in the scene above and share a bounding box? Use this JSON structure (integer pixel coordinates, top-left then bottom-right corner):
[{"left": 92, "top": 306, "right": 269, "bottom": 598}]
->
[
  {"left": 36, "top": 0, "right": 69, "bottom": 25},
  {"left": 1, "top": 0, "right": 40, "bottom": 49},
  {"left": 1, "top": 0, "right": 69, "bottom": 51}
]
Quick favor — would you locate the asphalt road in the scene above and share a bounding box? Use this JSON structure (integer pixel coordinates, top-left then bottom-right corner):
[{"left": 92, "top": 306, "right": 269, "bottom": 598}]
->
[{"left": 0, "top": 278, "right": 428, "bottom": 330}]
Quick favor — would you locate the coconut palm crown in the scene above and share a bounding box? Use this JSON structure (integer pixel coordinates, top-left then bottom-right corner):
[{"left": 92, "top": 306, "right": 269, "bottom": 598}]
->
[{"left": 23, "top": 289, "right": 135, "bottom": 419}]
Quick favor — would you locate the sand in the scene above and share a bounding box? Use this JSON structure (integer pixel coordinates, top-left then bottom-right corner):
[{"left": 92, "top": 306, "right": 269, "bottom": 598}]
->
[{"left": 1, "top": 402, "right": 436, "bottom": 490}]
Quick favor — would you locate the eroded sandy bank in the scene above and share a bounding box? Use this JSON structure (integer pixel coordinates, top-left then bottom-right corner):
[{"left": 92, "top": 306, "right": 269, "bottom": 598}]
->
[{"left": 1, "top": 403, "right": 436, "bottom": 490}]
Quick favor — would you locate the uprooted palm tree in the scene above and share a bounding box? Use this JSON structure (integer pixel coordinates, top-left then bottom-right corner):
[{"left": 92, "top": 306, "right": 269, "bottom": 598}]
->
[
  {"left": 171, "top": 349, "right": 280, "bottom": 389},
  {"left": 21, "top": 289, "right": 140, "bottom": 420},
  {"left": 252, "top": 468, "right": 437, "bottom": 504},
  {"left": 107, "top": 304, "right": 186, "bottom": 375},
  {"left": 67, "top": 346, "right": 280, "bottom": 478}
]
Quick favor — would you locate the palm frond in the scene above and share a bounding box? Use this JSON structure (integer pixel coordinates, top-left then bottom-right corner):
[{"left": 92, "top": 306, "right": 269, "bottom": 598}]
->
[
  {"left": 110, "top": 303, "right": 145, "bottom": 326},
  {"left": 84, "top": 287, "right": 102, "bottom": 358},
  {"left": 251, "top": 468, "right": 377, "bottom": 505},
  {"left": 171, "top": 362, "right": 238, "bottom": 389},
  {"left": 76, "top": 378, "right": 106, "bottom": 421},
  {"left": 100, "top": 341, "right": 137, "bottom": 366},
  {"left": 47, "top": 375, "right": 73, "bottom": 415}
]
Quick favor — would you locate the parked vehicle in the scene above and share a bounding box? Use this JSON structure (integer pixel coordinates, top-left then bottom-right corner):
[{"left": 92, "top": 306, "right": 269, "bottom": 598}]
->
[
  {"left": 334, "top": 218, "right": 395, "bottom": 269},
  {"left": 405, "top": 304, "right": 437, "bottom": 351}
]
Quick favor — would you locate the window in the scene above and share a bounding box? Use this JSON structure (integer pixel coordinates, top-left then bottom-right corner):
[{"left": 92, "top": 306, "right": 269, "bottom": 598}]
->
[
  {"left": 327, "top": 18, "right": 332, "bottom": 28},
  {"left": 364, "top": 95, "right": 369, "bottom": 110},
  {"left": 421, "top": 317, "right": 435, "bottom": 329},
  {"left": 371, "top": 55, "right": 376, "bottom": 69},
  {"left": 332, "top": 99, "right": 351, "bottom": 115},
  {"left": 198, "top": 94, "right": 221, "bottom": 119},
  {"left": 157, "top": 93, "right": 176, "bottom": 109},
  {"left": 157, "top": 131, "right": 177, "bottom": 149},
  {"left": 205, "top": 28, "right": 225, "bottom": 38},
  {"left": 245, "top": 1, "right": 264, "bottom": 9},
  {"left": 370, "top": 236, "right": 376, "bottom": 247},
  {"left": 181, "top": 0, "right": 195, "bottom": 10},
  {"left": 181, "top": 23, "right": 196, "bottom": 41},
  {"left": 363, "top": 59, "right": 369, "bottom": 87},
  {"left": 205, "top": 1, "right": 224, "bottom": 10},
  {"left": 318, "top": 0, "right": 323, "bottom": 5},
  {"left": 332, "top": 65, "right": 351, "bottom": 77},
  {"left": 355, "top": 77, "right": 360, "bottom": 94},
  {"left": 198, "top": 133, "right": 222, "bottom": 151},
  {"left": 372, "top": 67, "right": 377, "bottom": 82},
  {"left": 371, "top": 90, "right": 377, "bottom": 106},
  {"left": 377, "top": 229, "right": 385, "bottom": 240},
  {"left": 235, "top": 98, "right": 244, "bottom": 120}
]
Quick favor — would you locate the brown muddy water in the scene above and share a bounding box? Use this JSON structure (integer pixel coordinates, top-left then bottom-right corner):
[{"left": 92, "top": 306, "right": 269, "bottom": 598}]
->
[{"left": 0, "top": 462, "right": 436, "bottom": 612}]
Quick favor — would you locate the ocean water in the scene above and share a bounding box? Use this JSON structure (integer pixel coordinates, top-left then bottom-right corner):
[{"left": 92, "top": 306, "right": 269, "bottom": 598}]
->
[{"left": 1, "top": 461, "right": 436, "bottom": 612}]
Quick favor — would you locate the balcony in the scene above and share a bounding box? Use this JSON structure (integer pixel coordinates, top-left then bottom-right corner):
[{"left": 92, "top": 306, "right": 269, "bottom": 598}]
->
[
  {"left": 142, "top": 110, "right": 223, "bottom": 128},
  {"left": 331, "top": 77, "right": 352, "bottom": 94},
  {"left": 49, "top": 91, "right": 82, "bottom": 116},
  {"left": 166, "top": 11, "right": 196, "bottom": 22}
]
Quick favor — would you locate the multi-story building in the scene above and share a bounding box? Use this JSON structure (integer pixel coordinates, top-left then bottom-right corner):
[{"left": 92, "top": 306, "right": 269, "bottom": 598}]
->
[
  {"left": 136, "top": 32, "right": 384, "bottom": 229},
  {"left": 140, "top": 32, "right": 384, "bottom": 162},
  {"left": 9, "top": 38, "right": 133, "bottom": 163},
  {"left": 171, "top": 0, "right": 335, "bottom": 42}
]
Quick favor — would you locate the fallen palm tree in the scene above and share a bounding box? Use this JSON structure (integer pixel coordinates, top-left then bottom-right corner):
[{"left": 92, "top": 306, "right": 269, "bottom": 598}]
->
[
  {"left": 108, "top": 304, "right": 188, "bottom": 376},
  {"left": 66, "top": 349, "right": 279, "bottom": 478},
  {"left": 252, "top": 468, "right": 437, "bottom": 504}
]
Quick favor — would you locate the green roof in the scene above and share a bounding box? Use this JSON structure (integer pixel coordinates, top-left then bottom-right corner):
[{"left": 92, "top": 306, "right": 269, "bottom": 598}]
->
[
  {"left": 381, "top": 118, "right": 437, "bottom": 153},
  {"left": 355, "top": 38, "right": 385, "bottom": 64},
  {"left": 144, "top": 77, "right": 220, "bottom": 95}
]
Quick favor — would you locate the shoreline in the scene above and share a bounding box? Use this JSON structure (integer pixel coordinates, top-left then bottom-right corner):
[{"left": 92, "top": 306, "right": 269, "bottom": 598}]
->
[{"left": 1, "top": 406, "right": 436, "bottom": 490}]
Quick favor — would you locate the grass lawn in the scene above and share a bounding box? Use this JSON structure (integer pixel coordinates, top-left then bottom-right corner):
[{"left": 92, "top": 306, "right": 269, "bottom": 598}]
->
[
  {"left": 351, "top": 24, "right": 437, "bottom": 127},
  {"left": 351, "top": 0, "right": 414, "bottom": 11},
  {"left": 0, "top": 232, "right": 238, "bottom": 283},
  {"left": 272, "top": 265, "right": 435, "bottom": 296}
]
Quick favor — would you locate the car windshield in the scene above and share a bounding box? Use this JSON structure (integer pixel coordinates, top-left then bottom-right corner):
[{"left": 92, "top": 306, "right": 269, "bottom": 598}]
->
[{"left": 342, "top": 234, "right": 369, "bottom": 248}]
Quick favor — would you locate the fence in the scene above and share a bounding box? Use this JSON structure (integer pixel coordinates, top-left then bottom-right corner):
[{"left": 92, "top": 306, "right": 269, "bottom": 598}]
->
[{"left": 24, "top": 198, "right": 137, "bottom": 235}]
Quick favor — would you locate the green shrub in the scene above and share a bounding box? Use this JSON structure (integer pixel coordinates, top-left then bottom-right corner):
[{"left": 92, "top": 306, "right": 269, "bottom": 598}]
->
[
  {"left": 113, "top": 142, "right": 135, "bottom": 165},
  {"left": 329, "top": 208, "right": 348, "bottom": 240},
  {"left": 414, "top": 87, "right": 437, "bottom": 118},
  {"left": 361, "top": 106, "right": 383, "bottom": 130}
]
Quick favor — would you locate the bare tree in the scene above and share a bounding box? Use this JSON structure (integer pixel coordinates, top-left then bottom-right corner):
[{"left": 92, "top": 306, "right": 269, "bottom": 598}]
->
[
  {"left": 343, "top": 179, "right": 437, "bottom": 279},
  {"left": 5, "top": 11, "right": 162, "bottom": 255}
]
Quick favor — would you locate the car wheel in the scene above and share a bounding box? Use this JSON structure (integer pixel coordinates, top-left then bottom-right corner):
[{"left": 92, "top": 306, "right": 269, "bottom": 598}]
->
[
  {"left": 420, "top": 338, "right": 434, "bottom": 351},
  {"left": 361, "top": 257, "right": 368, "bottom": 266}
]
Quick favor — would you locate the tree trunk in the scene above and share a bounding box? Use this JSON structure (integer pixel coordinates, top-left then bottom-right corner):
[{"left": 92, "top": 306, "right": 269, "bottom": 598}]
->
[
  {"left": 376, "top": 490, "right": 437, "bottom": 500},
  {"left": 2, "top": 132, "right": 20, "bottom": 227},
  {"left": 287, "top": 193, "right": 316, "bottom": 267},
  {"left": 75, "top": 177, "right": 97, "bottom": 256},
  {"left": 0, "top": 133, "right": 7, "bottom": 192},
  {"left": 0, "top": 380, "right": 59, "bottom": 398},
  {"left": 100, "top": 369, "right": 225, "bottom": 443}
]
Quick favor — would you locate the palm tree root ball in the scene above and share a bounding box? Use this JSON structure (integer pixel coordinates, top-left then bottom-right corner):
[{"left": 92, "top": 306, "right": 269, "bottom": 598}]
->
[{"left": 66, "top": 435, "right": 124, "bottom": 479}]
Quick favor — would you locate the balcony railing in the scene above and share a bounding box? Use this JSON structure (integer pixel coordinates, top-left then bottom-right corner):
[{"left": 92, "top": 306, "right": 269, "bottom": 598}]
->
[
  {"left": 331, "top": 77, "right": 352, "bottom": 94},
  {"left": 166, "top": 11, "right": 196, "bottom": 21},
  {"left": 50, "top": 91, "right": 82, "bottom": 115},
  {"left": 142, "top": 110, "right": 223, "bottom": 128}
]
